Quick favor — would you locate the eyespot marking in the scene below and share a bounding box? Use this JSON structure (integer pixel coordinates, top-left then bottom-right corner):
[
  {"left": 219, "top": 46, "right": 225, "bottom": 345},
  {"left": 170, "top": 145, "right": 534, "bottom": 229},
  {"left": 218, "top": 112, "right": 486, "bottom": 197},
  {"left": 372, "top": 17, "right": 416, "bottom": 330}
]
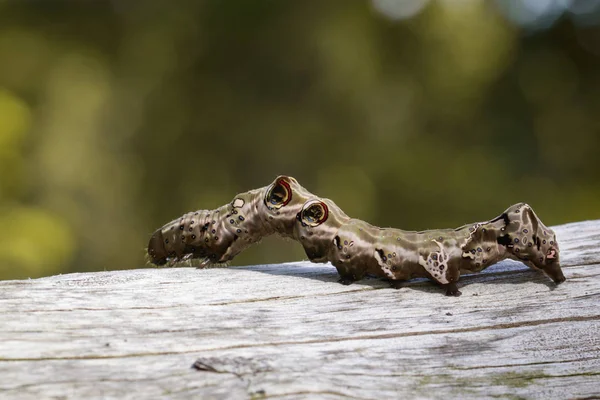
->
[
  {"left": 264, "top": 179, "right": 292, "bottom": 209},
  {"left": 300, "top": 200, "right": 329, "bottom": 227}
]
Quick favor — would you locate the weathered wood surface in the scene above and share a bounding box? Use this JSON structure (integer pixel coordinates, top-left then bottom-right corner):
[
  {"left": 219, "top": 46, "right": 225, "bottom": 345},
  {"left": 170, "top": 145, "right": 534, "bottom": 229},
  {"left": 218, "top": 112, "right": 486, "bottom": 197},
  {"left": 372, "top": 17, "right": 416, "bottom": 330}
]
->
[{"left": 0, "top": 220, "right": 599, "bottom": 400}]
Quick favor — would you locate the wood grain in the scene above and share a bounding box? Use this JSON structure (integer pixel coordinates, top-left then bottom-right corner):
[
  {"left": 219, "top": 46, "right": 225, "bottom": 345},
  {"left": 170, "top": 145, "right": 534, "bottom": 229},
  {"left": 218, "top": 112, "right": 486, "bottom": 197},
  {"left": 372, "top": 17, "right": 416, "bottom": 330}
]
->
[{"left": 0, "top": 220, "right": 599, "bottom": 399}]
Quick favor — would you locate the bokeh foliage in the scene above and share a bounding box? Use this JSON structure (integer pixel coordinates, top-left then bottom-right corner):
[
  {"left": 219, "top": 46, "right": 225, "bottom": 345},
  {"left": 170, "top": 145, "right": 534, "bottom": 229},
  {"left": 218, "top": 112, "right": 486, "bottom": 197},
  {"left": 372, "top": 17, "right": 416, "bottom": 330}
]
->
[{"left": 0, "top": 0, "right": 599, "bottom": 279}]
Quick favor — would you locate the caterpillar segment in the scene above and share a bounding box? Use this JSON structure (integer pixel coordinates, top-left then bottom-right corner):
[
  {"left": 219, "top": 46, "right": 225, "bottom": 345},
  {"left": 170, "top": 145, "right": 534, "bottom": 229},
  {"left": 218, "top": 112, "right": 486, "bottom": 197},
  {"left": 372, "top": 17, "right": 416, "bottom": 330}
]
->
[{"left": 147, "top": 176, "right": 565, "bottom": 296}]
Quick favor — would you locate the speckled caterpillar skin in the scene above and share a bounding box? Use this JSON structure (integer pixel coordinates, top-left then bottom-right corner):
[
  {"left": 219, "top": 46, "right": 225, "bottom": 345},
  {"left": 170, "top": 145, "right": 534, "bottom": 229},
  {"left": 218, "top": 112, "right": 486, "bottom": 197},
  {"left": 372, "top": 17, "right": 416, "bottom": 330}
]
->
[{"left": 147, "top": 176, "right": 565, "bottom": 296}]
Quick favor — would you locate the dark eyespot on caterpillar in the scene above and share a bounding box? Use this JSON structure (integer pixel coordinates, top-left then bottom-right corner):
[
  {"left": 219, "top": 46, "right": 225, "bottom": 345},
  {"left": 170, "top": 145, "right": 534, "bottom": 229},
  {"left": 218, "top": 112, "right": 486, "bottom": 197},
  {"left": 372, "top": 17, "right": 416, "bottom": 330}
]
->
[
  {"left": 147, "top": 176, "right": 565, "bottom": 296},
  {"left": 265, "top": 178, "right": 292, "bottom": 209},
  {"left": 299, "top": 200, "right": 329, "bottom": 227}
]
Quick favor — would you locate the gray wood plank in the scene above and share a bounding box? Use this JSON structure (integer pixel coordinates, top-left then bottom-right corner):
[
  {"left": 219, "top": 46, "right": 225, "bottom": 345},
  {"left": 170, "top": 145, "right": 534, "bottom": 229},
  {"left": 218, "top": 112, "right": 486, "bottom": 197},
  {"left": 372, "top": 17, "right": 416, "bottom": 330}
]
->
[{"left": 0, "top": 220, "right": 599, "bottom": 399}]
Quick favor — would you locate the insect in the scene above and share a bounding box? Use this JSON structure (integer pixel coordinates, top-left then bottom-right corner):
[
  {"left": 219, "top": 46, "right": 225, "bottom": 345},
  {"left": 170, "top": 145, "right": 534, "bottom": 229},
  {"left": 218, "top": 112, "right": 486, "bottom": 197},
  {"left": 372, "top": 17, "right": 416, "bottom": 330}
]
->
[{"left": 147, "top": 176, "right": 565, "bottom": 296}]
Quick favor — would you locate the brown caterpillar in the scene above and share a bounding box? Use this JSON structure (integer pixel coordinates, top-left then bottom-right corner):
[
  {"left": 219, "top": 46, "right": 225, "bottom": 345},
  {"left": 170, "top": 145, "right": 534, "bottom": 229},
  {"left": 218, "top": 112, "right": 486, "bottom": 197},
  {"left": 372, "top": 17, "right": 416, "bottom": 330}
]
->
[{"left": 147, "top": 176, "right": 565, "bottom": 296}]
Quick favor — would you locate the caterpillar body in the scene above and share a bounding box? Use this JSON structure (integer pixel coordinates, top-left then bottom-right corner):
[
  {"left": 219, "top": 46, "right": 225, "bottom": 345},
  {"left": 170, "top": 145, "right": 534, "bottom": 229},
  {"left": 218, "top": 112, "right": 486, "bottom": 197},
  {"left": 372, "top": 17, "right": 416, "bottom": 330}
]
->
[{"left": 147, "top": 176, "right": 565, "bottom": 296}]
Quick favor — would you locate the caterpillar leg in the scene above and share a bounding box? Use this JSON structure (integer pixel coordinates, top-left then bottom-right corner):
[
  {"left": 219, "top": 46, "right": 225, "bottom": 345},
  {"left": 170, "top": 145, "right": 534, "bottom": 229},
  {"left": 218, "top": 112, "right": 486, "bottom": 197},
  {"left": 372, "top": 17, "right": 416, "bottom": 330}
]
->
[
  {"left": 335, "top": 266, "right": 365, "bottom": 285},
  {"left": 338, "top": 275, "right": 358, "bottom": 285},
  {"left": 417, "top": 240, "right": 464, "bottom": 296},
  {"left": 389, "top": 277, "right": 460, "bottom": 295},
  {"left": 388, "top": 280, "right": 408, "bottom": 290},
  {"left": 443, "top": 282, "right": 462, "bottom": 297}
]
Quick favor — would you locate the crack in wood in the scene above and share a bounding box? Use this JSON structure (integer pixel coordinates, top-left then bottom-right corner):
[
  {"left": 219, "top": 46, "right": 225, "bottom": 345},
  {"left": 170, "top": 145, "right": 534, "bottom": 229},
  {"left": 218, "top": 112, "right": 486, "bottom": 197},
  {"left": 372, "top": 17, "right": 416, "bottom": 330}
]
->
[
  {"left": 1, "top": 314, "right": 598, "bottom": 363},
  {"left": 450, "top": 356, "right": 600, "bottom": 370},
  {"left": 263, "top": 390, "right": 372, "bottom": 400}
]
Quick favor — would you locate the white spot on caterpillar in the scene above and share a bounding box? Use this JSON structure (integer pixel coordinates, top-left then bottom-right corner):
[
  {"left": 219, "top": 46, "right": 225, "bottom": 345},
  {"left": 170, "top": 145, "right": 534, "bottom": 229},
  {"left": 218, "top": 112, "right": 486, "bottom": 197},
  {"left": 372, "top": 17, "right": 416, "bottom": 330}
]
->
[
  {"left": 460, "top": 223, "right": 481, "bottom": 249},
  {"left": 232, "top": 198, "right": 245, "bottom": 208},
  {"left": 469, "top": 223, "right": 481, "bottom": 239},
  {"left": 419, "top": 240, "right": 449, "bottom": 284},
  {"left": 374, "top": 250, "right": 395, "bottom": 279}
]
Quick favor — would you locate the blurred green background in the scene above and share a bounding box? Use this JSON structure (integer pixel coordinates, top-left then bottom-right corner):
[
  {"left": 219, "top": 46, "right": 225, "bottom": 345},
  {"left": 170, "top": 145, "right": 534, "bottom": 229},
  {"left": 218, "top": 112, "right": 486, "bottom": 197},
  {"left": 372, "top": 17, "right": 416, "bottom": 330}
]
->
[{"left": 1, "top": 0, "right": 599, "bottom": 280}]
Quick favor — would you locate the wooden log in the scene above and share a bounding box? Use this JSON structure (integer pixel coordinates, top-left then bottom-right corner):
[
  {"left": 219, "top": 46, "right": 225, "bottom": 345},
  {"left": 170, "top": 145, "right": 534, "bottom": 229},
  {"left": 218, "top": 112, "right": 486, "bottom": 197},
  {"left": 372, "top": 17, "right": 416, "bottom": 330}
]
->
[{"left": 0, "top": 220, "right": 599, "bottom": 399}]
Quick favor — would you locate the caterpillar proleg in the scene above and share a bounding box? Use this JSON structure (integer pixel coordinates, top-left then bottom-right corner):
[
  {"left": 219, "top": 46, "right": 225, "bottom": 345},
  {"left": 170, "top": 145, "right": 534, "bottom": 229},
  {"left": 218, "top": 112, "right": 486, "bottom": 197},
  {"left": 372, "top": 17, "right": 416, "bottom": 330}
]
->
[{"left": 147, "top": 176, "right": 565, "bottom": 296}]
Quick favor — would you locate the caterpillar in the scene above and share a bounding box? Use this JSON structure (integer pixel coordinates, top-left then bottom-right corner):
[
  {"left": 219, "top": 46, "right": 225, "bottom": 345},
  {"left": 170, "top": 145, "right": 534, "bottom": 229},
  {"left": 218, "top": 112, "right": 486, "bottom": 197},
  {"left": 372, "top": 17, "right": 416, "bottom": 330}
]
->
[{"left": 147, "top": 176, "right": 565, "bottom": 296}]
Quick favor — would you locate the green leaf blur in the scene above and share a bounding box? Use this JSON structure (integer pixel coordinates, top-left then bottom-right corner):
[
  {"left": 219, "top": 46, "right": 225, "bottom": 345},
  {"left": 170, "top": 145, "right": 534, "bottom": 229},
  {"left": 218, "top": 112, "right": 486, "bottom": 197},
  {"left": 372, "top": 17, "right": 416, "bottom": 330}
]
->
[{"left": 0, "top": 0, "right": 599, "bottom": 279}]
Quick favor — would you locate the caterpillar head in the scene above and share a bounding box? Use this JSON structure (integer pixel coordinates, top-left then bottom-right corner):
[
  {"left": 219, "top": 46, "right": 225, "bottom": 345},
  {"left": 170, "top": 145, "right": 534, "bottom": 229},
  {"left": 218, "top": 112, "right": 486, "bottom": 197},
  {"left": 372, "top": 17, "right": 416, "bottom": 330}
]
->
[
  {"left": 146, "top": 210, "right": 220, "bottom": 267},
  {"left": 540, "top": 238, "right": 564, "bottom": 284},
  {"left": 147, "top": 229, "right": 168, "bottom": 266},
  {"left": 514, "top": 230, "right": 564, "bottom": 284}
]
